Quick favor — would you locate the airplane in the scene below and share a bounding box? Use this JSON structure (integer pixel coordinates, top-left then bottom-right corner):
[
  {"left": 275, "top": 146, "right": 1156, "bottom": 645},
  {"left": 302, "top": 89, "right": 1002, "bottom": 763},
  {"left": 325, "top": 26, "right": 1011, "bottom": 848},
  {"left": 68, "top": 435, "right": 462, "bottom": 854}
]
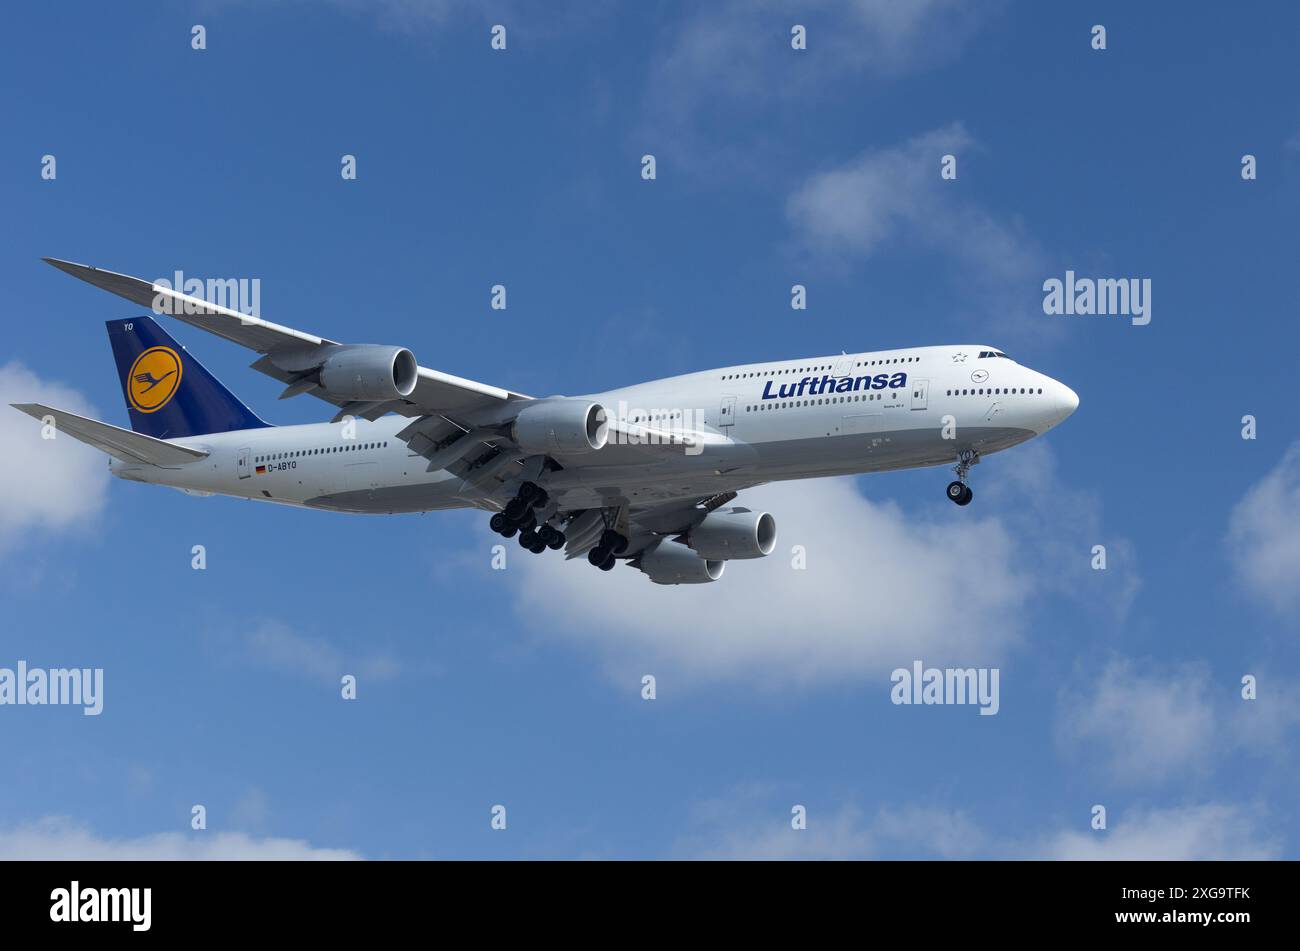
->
[{"left": 13, "top": 259, "right": 1078, "bottom": 585}]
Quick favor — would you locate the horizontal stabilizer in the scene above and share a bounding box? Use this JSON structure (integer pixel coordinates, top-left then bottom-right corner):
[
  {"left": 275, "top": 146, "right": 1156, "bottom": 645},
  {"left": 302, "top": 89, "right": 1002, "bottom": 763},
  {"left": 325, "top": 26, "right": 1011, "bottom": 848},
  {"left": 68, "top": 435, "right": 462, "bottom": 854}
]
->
[{"left": 10, "top": 403, "right": 208, "bottom": 467}]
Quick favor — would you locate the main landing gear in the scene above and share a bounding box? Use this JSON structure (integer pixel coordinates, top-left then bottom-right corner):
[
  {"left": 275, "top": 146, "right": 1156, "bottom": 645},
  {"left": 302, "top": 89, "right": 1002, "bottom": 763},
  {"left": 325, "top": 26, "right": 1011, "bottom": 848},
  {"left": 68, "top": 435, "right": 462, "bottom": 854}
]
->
[
  {"left": 586, "top": 529, "right": 628, "bottom": 572},
  {"left": 489, "top": 482, "right": 562, "bottom": 555},
  {"left": 946, "top": 449, "right": 979, "bottom": 506}
]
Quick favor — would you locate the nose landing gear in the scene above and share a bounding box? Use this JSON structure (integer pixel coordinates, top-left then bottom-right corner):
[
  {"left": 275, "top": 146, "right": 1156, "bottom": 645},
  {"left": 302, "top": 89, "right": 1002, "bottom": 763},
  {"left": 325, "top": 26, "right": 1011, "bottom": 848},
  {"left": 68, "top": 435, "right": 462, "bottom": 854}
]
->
[{"left": 947, "top": 449, "right": 978, "bottom": 506}]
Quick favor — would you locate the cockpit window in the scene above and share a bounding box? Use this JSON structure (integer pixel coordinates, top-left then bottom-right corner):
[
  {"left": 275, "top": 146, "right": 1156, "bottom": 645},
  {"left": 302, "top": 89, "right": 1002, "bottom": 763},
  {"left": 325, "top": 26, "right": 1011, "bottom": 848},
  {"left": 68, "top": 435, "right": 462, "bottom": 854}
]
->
[{"left": 978, "top": 351, "right": 1012, "bottom": 359}]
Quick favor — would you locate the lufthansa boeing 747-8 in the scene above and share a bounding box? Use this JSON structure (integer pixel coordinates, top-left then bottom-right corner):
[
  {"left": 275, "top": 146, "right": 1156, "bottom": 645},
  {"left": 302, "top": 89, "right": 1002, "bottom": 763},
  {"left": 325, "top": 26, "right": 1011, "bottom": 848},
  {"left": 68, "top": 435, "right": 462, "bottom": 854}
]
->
[{"left": 13, "top": 259, "right": 1078, "bottom": 584}]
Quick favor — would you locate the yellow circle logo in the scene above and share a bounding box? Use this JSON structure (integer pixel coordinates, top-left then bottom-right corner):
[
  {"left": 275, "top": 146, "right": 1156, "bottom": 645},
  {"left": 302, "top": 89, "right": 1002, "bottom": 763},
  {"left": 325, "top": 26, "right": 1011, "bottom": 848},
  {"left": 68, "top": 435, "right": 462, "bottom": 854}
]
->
[{"left": 127, "top": 346, "right": 183, "bottom": 413}]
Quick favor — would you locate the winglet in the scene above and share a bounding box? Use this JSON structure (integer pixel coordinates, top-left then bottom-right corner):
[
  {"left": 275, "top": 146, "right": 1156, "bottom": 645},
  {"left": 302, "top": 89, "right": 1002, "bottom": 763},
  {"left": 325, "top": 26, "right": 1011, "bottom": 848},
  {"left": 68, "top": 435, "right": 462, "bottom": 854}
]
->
[{"left": 43, "top": 257, "right": 160, "bottom": 309}]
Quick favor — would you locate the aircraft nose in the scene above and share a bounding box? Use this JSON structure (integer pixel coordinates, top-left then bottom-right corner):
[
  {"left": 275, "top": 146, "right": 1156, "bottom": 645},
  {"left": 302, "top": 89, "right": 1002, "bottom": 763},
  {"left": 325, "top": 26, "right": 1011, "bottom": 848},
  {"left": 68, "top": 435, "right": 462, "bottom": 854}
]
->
[
  {"left": 1043, "top": 380, "right": 1079, "bottom": 430},
  {"left": 1030, "top": 379, "right": 1079, "bottom": 434},
  {"left": 1056, "top": 382, "right": 1079, "bottom": 420}
]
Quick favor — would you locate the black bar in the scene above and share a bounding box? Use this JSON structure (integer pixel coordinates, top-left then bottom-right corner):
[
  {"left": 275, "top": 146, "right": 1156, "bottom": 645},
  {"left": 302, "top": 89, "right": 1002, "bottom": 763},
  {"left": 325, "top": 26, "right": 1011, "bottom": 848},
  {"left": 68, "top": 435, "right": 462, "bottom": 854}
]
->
[{"left": 0, "top": 859, "right": 1285, "bottom": 938}]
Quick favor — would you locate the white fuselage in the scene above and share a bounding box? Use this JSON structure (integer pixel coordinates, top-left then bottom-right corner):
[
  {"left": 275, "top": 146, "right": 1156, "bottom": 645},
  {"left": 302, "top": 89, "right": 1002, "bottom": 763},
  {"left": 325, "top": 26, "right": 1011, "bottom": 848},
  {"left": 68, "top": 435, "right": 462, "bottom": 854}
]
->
[{"left": 110, "top": 344, "right": 1078, "bottom": 514}]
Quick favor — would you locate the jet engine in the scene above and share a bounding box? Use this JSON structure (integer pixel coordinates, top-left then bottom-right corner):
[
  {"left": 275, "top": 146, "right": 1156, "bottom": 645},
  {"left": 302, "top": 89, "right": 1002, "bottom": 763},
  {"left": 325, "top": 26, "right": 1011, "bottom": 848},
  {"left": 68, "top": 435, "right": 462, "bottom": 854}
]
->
[
  {"left": 512, "top": 399, "right": 608, "bottom": 454},
  {"left": 685, "top": 507, "right": 776, "bottom": 560},
  {"left": 318, "top": 345, "right": 419, "bottom": 402},
  {"left": 635, "top": 539, "right": 725, "bottom": 585}
]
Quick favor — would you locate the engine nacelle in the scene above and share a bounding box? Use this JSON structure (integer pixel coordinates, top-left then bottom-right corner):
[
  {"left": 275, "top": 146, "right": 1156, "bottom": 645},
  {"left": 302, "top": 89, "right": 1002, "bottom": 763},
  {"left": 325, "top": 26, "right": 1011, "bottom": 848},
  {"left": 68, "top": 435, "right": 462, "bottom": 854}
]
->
[
  {"left": 637, "top": 540, "right": 725, "bottom": 585},
  {"left": 318, "top": 345, "right": 419, "bottom": 402},
  {"left": 686, "top": 507, "right": 776, "bottom": 561},
  {"left": 512, "top": 399, "right": 608, "bottom": 455}
]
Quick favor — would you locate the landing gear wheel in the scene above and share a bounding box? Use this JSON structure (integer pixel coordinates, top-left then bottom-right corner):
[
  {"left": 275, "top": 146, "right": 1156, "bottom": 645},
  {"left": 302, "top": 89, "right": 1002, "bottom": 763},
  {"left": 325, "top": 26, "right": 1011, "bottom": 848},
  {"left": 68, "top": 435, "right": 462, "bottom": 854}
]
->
[
  {"left": 519, "top": 529, "right": 540, "bottom": 549},
  {"left": 489, "top": 513, "right": 508, "bottom": 534},
  {"left": 504, "top": 498, "right": 529, "bottom": 522},
  {"left": 501, "top": 525, "right": 518, "bottom": 538},
  {"left": 599, "top": 529, "right": 628, "bottom": 554},
  {"left": 546, "top": 532, "right": 565, "bottom": 550},
  {"left": 529, "top": 540, "right": 547, "bottom": 554},
  {"left": 517, "top": 481, "right": 540, "bottom": 501},
  {"left": 532, "top": 488, "right": 549, "bottom": 509},
  {"left": 598, "top": 554, "right": 616, "bottom": 571},
  {"left": 588, "top": 545, "right": 611, "bottom": 567},
  {"left": 949, "top": 449, "right": 979, "bottom": 506}
]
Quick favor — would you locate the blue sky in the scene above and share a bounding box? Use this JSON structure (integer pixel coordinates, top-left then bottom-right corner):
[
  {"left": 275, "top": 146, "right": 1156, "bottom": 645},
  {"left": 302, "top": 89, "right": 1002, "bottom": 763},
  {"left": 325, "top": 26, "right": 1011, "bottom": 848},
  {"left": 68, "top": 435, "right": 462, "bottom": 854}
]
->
[{"left": 1, "top": 0, "right": 1297, "bottom": 859}]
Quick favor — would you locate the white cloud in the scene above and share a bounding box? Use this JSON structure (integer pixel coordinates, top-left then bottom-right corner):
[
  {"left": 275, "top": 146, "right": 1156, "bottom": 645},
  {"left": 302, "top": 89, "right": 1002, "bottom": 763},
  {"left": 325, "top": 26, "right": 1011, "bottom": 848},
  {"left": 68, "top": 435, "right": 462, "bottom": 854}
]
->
[
  {"left": 507, "top": 444, "right": 1131, "bottom": 689},
  {"left": 1227, "top": 441, "right": 1300, "bottom": 616},
  {"left": 643, "top": 1, "right": 991, "bottom": 177},
  {"left": 786, "top": 124, "right": 1047, "bottom": 332},
  {"left": 980, "top": 441, "right": 1141, "bottom": 621},
  {"left": 1039, "top": 804, "right": 1280, "bottom": 860},
  {"left": 0, "top": 362, "right": 111, "bottom": 554},
  {"left": 682, "top": 800, "right": 876, "bottom": 860},
  {"left": 302, "top": 0, "right": 611, "bottom": 37},
  {"left": 512, "top": 477, "right": 1030, "bottom": 688},
  {"left": 0, "top": 816, "right": 360, "bottom": 860},
  {"left": 677, "top": 790, "right": 1280, "bottom": 860},
  {"left": 1056, "top": 658, "right": 1217, "bottom": 786},
  {"left": 1057, "top": 652, "right": 1300, "bottom": 790},
  {"left": 676, "top": 788, "right": 983, "bottom": 859},
  {"left": 231, "top": 787, "right": 272, "bottom": 832},
  {"left": 240, "top": 619, "right": 400, "bottom": 685}
]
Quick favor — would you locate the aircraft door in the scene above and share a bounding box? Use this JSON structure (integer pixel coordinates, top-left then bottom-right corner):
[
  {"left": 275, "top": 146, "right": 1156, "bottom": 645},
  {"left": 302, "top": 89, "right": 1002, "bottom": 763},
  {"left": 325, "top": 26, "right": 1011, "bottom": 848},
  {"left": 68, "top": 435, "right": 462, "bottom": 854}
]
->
[
  {"left": 910, "top": 379, "right": 929, "bottom": 410},
  {"left": 237, "top": 447, "right": 251, "bottom": 479},
  {"left": 719, "top": 395, "right": 737, "bottom": 432}
]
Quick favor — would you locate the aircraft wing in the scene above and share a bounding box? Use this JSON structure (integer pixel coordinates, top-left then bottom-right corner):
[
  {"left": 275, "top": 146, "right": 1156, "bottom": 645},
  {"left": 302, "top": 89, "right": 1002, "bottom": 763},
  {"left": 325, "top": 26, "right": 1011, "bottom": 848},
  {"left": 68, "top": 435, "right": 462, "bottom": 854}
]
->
[
  {"left": 43, "top": 258, "right": 530, "bottom": 423},
  {"left": 11, "top": 403, "right": 208, "bottom": 466},
  {"left": 561, "top": 489, "right": 758, "bottom": 559}
]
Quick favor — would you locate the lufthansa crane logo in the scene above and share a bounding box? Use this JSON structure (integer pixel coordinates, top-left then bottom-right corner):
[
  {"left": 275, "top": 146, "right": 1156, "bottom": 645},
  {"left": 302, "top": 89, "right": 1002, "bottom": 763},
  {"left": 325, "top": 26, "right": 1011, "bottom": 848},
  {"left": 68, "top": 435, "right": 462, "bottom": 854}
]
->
[{"left": 127, "top": 346, "right": 183, "bottom": 413}]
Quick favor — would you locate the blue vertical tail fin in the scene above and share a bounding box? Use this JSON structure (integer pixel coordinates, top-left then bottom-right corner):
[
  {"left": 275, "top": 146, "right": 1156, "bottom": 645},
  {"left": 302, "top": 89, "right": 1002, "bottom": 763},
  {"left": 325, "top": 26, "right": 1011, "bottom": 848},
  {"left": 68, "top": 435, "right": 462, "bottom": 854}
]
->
[{"left": 106, "top": 315, "right": 270, "bottom": 439}]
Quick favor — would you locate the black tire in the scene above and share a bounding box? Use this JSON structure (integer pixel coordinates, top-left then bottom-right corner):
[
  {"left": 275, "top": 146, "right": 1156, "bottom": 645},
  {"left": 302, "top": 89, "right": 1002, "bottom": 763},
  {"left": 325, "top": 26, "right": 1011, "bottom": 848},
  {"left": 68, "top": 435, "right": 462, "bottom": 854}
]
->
[
  {"left": 489, "top": 513, "right": 508, "bottom": 534},
  {"left": 587, "top": 545, "right": 610, "bottom": 567},
  {"left": 530, "top": 541, "right": 547, "bottom": 554},
  {"left": 519, "top": 529, "right": 539, "bottom": 548},
  {"left": 600, "top": 529, "right": 628, "bottom": 554},
  {"left": 504, "top": 498, "right": 528, "bottom": 521},
  {"left": 517, "top": 481, "right": 539, "bottom": 501},
  {"left": 599, "top": 554, "right": 616, "bottom": 571},
  {"left": 946, "top": 481, "right": 966, "bottom": 503},
  {"left": 532, "top": 488, "right": 549, "bottom": 509},
  {"left": 546, "top": 532, "right": 565, "bottom": 551},
  {"left": 957, "top": 485, "right": 974, "bottom": 506},
  {"left": 501, "top": 525, "right": 518, "bottom": 538}
]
